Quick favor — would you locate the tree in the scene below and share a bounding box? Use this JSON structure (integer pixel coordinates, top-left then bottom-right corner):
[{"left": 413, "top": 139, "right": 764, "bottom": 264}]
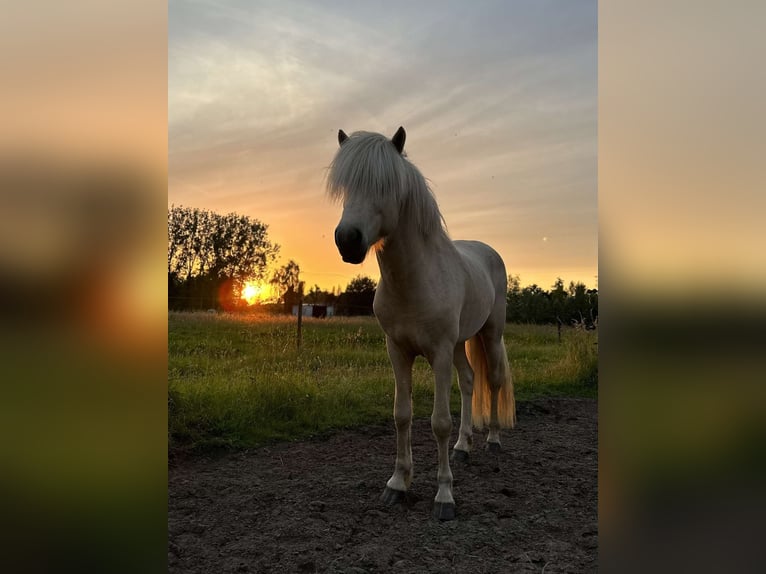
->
[
  {"left": 337, "top": 275, "right": 377, "bottom": 315},
  {"left": 167, "top": 205, "right": 279, "bottom": 310},
  {"left": 519, "top": 284, "right": 551, "bottom": 323},
  {"left": 550, "top": 277, "right": 568, "bottom": 321},
  {"left": 345, "top": 275, "right": 377, "bottom": 294},
  {"left": 566, "top": 281, "right": 592, "bottom": 327},
  {"left": 168, "top": 205, "right": 210, "bottom": 281},
  {"left": 270, "top": 260, "right": 301, "bottom": 312},
  {"left": 305, "top": 284, "right": 322, "bottom": 304},
  {"left": 208, "top": 212, "right": 277, "bottom": 286},
  {"left": 506, "top": 274, "right": 523, "bottom": 322}
]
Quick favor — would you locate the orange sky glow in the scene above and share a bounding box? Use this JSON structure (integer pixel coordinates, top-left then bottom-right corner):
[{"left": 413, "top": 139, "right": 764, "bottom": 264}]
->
[{"left": 169, "top": 2, "right": 597, "bottom": 294}]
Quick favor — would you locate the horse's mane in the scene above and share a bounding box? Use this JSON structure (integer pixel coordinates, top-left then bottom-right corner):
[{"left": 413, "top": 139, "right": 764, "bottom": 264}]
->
[{"left": 326, "top": 131, "right": 446, "bottom": 237}]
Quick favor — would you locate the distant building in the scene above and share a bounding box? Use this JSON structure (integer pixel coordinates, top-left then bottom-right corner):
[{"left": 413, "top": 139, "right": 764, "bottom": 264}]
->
[{"left": 291, "top": 304, "right": 334, "bottom": 318}]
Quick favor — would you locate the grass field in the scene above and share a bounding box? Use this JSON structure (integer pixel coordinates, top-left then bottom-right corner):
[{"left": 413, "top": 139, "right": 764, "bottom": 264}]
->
[{"left": 168, "top": 311, "right": 597, "bottom": 450}]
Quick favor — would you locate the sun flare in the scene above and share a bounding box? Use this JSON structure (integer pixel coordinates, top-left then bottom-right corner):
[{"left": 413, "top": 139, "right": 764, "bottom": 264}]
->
[{"left": 240, "top": 281, "right": 270, "bottom": 305}]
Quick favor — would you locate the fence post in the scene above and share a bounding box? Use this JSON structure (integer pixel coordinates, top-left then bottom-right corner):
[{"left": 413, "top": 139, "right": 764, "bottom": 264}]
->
[{"left": 297, "top": 281, "right": 304, "bottom": 350}]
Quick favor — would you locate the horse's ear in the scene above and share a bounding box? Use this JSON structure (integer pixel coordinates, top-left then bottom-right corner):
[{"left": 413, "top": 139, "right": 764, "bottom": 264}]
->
[
  {"left": 391, "top": 126, "right": 406, "bottom": 154},
  {"left": 338, "top": 129, "right": 349, "bottom": 146}
]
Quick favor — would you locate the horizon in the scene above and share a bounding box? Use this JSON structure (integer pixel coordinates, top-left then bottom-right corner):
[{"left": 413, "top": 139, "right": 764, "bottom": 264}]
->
[{"left": 247, "top": 270, "right": 599, "bottom": 305}]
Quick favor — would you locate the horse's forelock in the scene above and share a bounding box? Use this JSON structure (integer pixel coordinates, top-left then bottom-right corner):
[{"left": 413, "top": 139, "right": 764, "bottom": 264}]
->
[
  {"left": 327, "top": 132, "right": 402, "bottom": 203},
  {"left": 326, "top": 130, "right": 445, "bottom": 237}
]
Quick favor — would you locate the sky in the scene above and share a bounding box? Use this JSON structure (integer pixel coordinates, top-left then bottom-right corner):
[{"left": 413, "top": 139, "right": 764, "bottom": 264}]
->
[{"left": 169, "top": 0, "right": 597, "bottom": 294}]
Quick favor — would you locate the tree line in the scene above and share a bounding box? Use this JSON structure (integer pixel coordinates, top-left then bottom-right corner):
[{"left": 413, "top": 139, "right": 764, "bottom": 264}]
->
[
  {"left": 506, "top": 275, "right": 598, "bottom": 327},
  {"left": 299, "top": 273, "right": 598, "bottom": 325},
  {"left": 168, "top": 206, "right": 597, "bottom": 324}
]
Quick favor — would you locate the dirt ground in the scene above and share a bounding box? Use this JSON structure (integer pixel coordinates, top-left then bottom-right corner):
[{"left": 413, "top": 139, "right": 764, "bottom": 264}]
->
[{"left": 168, "top": 398, "right": 597, "bottom": 573}]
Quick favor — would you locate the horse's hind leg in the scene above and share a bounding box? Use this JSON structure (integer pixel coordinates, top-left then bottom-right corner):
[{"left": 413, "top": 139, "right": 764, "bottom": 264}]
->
[
  {"left": 451, "top": 342, "right": 473, "bottom": 463},
  {"left": 381, "top": 337, "right": 415, "bottom": 505},
  {"left": 481, "top": 330, "right": 508, "bottom": 451}
]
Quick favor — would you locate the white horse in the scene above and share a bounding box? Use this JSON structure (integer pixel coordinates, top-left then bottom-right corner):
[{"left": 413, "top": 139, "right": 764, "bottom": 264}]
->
[{"left": 327, "top": 126, "right": 516, "bottom": 520}]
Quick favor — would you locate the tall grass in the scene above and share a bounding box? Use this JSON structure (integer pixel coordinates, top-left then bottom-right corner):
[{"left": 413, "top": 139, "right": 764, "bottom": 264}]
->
[
  {"left": 507, "top": 323, "right": 598, "bottom": 399},
  {"left": 169, "top": 312, "right": 597, "bottom": 450}
]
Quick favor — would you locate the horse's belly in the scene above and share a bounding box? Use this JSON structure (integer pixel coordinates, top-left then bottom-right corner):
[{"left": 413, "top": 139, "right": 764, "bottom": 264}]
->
[{"left": 375, "top": 305, "right": 459, "bottom": 356}]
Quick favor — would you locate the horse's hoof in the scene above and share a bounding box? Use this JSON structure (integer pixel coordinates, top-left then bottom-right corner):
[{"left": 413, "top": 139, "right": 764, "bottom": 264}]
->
[
  {"left": 381, "top": 487, "right": 406, "bottom": 506},
  {"left": 486, "top": 441, "right": 501, "bottom": 454},
  {"left": 432, "top": 502, "right": 456, "bottom": 521},
  {"left": 451, "top": 449, "right": 470, "bottom": 464}
]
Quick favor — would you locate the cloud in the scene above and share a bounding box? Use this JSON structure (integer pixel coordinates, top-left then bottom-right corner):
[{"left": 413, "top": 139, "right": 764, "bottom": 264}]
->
[{"left": 169, "top": 0, "right": 598, "bottom": 288}]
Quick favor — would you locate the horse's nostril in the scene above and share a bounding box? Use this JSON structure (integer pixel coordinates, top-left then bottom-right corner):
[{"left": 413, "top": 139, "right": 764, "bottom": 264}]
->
[
  {"left": 334, "top": 225, "right": 367, "bottom": 263},
  {"left": 335, "top": 226, "right": 363, "bottom": 248}
]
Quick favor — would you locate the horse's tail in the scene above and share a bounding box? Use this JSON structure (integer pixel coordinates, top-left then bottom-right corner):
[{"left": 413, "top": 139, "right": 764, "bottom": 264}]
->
[{"left": 467, "top": 335, "right": 516, "bottom": 430}]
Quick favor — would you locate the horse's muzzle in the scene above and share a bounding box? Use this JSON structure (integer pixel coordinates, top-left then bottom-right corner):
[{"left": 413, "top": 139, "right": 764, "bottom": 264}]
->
[{"left": 334, "top": 225, "right": 367, "bottom": 264}]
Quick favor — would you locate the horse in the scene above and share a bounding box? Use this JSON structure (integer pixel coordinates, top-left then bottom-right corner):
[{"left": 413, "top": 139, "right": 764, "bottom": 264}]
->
[{"left": 327, "top": 126, "right": 516, "bottom": 520}]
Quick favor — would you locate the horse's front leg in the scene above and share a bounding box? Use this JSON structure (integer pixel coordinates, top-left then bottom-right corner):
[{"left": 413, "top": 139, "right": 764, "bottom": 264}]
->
[
  {"left": 429, "top": 347, "right": 456, "bottom": 520},
  {"left": 381, "top": 337, "right": 415, "bottom": 505}
]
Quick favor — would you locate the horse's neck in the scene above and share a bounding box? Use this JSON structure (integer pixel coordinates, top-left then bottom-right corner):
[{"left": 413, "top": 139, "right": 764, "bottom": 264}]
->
[{"left": 376, "top": 221, "right": 453, "bottom": 289}]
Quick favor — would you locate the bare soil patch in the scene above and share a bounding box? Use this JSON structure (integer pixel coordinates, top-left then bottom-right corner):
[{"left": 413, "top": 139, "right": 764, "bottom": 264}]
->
[{"left": 169, "top": 398, "right": 597, "bottom": 573}]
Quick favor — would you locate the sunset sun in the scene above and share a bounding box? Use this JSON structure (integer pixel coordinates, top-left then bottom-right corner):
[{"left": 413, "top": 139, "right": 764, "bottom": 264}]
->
[{"left": 241, "top": 281, "right": 269, "bottom": 305}]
